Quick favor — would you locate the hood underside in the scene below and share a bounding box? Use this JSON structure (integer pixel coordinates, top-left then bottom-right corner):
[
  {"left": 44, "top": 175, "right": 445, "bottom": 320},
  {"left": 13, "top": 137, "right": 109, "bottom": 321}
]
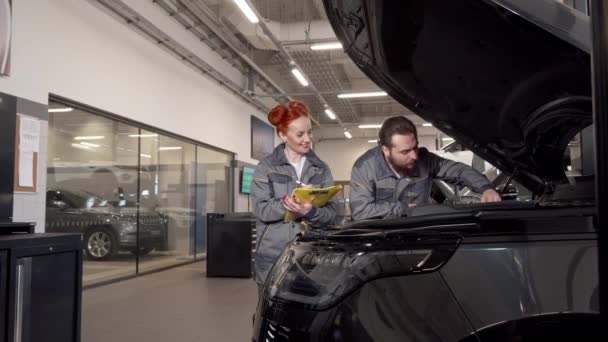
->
[{"left": 323, "top": 0, "right": 593, "bottom": 193}]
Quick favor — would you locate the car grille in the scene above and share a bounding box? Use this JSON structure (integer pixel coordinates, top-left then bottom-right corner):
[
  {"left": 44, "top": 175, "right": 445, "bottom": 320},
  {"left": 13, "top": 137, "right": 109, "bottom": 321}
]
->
[
  {"left": 139, "top": 216, "right": 163, "bottom": 225},
  {"left": 263, "top": 322, "right": 291, "bottom": 341}
]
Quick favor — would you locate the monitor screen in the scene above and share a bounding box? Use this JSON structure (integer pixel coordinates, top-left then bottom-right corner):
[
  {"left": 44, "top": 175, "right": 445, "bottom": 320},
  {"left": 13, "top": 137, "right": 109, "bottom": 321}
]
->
[{"left": 241, "top": 167, "right": 255, "bottom": 194}]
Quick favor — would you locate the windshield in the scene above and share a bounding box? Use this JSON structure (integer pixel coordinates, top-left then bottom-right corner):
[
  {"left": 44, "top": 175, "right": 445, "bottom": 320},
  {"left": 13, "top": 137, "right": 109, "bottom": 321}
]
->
[{"left": 62, "top": 190, "right": 110, "bottom": 209}]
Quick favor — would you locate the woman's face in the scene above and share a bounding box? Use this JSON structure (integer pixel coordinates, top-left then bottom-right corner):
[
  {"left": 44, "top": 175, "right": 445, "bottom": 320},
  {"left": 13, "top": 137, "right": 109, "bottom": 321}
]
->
[{"left": 279, "top": 115, "right": 312, "bottom": 155}]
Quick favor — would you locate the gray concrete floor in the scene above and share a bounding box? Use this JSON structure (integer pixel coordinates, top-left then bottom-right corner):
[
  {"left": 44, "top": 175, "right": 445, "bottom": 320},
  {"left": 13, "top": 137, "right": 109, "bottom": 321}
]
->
[
  {"left": 82, "top": 261, "right": 258, "bottom": 341},
  {"left": 82, "top": 252, "right": 198, "bottom": 286}
]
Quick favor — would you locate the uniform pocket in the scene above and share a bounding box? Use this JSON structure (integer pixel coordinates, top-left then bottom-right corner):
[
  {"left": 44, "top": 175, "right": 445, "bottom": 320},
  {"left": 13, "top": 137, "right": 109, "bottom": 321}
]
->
[
  {"left": 268, "top": 172, "right": 293, "bottom": 196},
  {"left": 405, "top": 179, "right": 430, "bottom": 203},
  {"left": 256, "top": 223, "right": 292, "bottom": 259},
  {"left": 306, "top": 173, "right": 323, "bottom": 186},
  {"left": 375, "top": 187, "right": 394, "bottom": 201},
  {"left": 256, "top": 223, "right": 274, "bottom": 252}
]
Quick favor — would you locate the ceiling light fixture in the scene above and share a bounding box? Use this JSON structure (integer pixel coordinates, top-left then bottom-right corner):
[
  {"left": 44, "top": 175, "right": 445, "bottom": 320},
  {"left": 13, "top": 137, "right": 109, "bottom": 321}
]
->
[
  {"left": 291, "top": 68, "right": 309, "bottom": 87},
  {"left": 442, "top": 137, "right": 455, "bottom": 141},
  {"left": 128, "top": 134, "right": 159, "bottom": 138},
  {"left": 233, "top": 0, "right": 259, "bottom": 23},
  {"left": 159, "top": 146, "right": 183, "bottom": 151},
  {"left": 48, "top": 107, "right": 73, "bottom": 113},
  {"left": 338, "top": 91, "right": 388, "bottom": 99},
  {"left": 324, "top": 109, "right": 336, "bottom": 120},
  {"left": 71, "top": 143, "right": 93, "bottom": 151},
  {"left": 344, "top": 131, "right": 353, "bottom": 139},
  {"left": 358, "top": 124, "right": 382, "bottom": 129},
  {"left": 79, "top": 142, "right": 100, "bottom": 148},
  {"left": 422, "top": 123, "right": 433, "bottom": 127},
  {"left": 140, "top": 154, "right": 152, "bottom": 159},
  {"left": 310, "top": 42, "right": 343, "bottom": 50},
  {"left": 74, "top": 136, "right": 105, "bottom": 140},
  {"left": 368, "top": 140, "right": 378, "bottom": 143}
]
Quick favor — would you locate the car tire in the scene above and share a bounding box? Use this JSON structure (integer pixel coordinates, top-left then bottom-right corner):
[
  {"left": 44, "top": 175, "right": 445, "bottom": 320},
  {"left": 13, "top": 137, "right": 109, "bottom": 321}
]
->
[{"left": 84, "top": 227, "right": 118, "bottom": 261}]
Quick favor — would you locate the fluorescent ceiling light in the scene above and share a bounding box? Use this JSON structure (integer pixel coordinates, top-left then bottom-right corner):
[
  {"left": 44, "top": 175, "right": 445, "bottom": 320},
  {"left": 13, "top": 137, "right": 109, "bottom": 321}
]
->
[
  {"left": 310, "top": 42, "right": 343, "bottom": 50},
  {"left": 159, "top": 146, "right": 183, "bottom": 151},
  {"left": 74, "top": 136, "right": 104, "bottom": 140},
  {"left": 368, "top": 140, "right": 378, "bottom": 143},
  {"left": 291, "top": 68, "right": 309, "bottom": 87},
  {"left": 79, "top": 142, "right": 100, "bottom": 148},
  {"left": 338, "top": 91, "right": 387, "bottom": 99},
  {"left": 344, "top": 131, "right": 353, "bottom": 139},
  {"left": 140, "top": 154, "right": 152, "bottom": 159},
  {"left": 71, "top": 143, "right": 94, "bottom": 151},
  {"left": 233, "top": 0, "right": 259, "bottom": 23},
  {"left": 128, "top": 134, "right": 159, "bottom": 138},
  {"left": 48, "top": 107, "right": 73, "bottom": 113},
  {"left": 358, "top": 124, "right": 382, "bottom": 129},
  {"left": 324, "top": 109, "right": 336, "bottom": 120},
  {"left": 442, "top": 137, "right": 455, "bottom": 141},
  {"left": 422, "top": 123, "right": 433, "bottom": 127}
]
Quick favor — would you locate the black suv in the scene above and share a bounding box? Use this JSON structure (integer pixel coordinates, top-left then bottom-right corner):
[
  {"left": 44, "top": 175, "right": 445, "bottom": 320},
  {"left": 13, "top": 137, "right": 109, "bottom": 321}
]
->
[
  {"left": 46, "top": 188, "right": 168, "bottom": 260},
  {"left": 253, "top": 0, "right": 601, "bottom": 341}
]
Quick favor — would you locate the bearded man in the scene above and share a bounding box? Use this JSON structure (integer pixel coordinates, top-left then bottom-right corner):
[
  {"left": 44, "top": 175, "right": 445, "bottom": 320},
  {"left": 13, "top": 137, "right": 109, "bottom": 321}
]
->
[{"left": 349, "top": 116, "right": 501, "bottom": 221}]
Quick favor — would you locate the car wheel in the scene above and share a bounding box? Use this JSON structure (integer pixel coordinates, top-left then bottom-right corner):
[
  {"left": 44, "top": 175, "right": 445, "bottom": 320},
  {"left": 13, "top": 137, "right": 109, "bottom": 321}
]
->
[{"left": 85, "top": 227, "right": 118, "bottom": 261}]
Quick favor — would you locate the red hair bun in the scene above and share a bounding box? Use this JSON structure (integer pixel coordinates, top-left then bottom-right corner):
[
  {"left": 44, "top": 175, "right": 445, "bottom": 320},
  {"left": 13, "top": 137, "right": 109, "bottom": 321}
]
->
[{"left": 267, "top": 101, "right": 309, "bottom": 135}]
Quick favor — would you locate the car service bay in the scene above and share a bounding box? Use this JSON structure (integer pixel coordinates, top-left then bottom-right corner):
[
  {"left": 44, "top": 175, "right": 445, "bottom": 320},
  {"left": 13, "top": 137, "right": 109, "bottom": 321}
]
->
[{"left": 0, "top": 0, "right": 606, "bottom": 341}]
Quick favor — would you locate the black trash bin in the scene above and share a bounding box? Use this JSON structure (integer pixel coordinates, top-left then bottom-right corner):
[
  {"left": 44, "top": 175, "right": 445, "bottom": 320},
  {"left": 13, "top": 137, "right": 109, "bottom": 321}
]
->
[{"left": 206, "top": 213, "right": 255, "bottom": 278}]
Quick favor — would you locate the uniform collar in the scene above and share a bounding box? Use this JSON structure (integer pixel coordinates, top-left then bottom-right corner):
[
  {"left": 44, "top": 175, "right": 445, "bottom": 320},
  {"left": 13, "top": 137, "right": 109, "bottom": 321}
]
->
[{"left": 269, "top": 143, "right": 324, "bottom": 168}]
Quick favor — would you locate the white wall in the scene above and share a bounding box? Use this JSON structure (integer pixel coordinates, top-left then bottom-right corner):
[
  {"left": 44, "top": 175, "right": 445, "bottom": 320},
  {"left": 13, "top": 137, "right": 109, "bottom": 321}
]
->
[
  {"left": 315, "top": 139, "right": 374, "bottom": 181},
  {"left": 1, "top": 0, "right": 269, "bottom": 164},
  {"left": 315, "top": 135, "right": 437, "bottom": 181},
  {"left": 12, "top": 114, "right": 48, "bottom": 232},
  {"left": 0, "top": 0, "right": 275, "bottom": 228}
]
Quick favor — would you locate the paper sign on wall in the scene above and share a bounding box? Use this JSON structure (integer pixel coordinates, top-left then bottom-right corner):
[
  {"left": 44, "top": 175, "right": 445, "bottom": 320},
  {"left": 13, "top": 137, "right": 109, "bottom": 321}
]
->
[
  {"left": 18, "top": 150, "right": 34, "bottom": 187},
  {"left": 19, "top": 114, "right": 40, "bottom": 152}
]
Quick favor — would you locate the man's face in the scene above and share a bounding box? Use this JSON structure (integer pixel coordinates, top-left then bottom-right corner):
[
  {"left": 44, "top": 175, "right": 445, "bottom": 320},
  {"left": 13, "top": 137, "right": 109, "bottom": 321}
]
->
[{"left": 382, "top": 133, "right": 419, "bottom": 174}]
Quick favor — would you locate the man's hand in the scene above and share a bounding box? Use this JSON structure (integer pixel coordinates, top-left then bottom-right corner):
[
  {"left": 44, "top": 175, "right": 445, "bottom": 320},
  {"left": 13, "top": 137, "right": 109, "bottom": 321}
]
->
[{"left": 481, "top": 189, "right": 501, "bottom": 203}]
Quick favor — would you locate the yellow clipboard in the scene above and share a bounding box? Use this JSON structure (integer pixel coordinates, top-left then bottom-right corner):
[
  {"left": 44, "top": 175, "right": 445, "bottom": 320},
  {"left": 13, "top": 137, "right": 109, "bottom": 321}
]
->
[{"left": 284, "top": 185, "right": 343, "bottom": 223}]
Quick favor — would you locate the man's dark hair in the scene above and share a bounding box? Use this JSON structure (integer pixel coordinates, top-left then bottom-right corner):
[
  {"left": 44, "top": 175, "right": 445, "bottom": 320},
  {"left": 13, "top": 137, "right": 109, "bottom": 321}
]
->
[{"left": 379, "top": 116, "right": 418, "bottom": 147}]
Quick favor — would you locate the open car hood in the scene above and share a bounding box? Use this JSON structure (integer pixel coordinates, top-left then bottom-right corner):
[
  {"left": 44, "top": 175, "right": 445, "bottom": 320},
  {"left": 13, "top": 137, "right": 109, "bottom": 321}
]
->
[{"left": 323, "top": 0, "right": 593, "bottom": 194}]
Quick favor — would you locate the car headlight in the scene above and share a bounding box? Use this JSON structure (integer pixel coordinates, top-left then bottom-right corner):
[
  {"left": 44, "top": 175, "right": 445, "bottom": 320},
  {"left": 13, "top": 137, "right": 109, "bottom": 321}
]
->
[
  {"left": 115, "top": 217, "right": 137, "bottom": 233},
  {"left": 123, "top": 222, "right": 136, "bottom": 233},
  {"left": 264, "top": 235, "right": 459, "bottom": 310}
]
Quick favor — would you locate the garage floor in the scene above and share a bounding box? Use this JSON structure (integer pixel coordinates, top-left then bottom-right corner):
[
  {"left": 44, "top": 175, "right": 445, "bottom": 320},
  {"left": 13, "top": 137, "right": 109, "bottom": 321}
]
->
[
  {"left": 82, "top": 252, "right": 199, "bottom": 286},
  {"left": 82, "top": 261, "right": 258, "bottom": 341}
]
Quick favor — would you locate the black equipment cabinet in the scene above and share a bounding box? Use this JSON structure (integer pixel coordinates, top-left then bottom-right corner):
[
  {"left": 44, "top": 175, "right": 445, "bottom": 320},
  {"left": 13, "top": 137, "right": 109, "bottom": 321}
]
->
[
  {"left": 206, "top": 213, "right": 255, "bottom": 278},
  {"left": 0, "top": 228, "right": 82, "bottom": 342}
]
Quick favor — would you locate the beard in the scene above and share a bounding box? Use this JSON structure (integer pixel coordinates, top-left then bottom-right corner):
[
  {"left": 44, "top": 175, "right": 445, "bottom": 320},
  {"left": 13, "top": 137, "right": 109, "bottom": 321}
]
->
[{"left": 387, "top": 152, "right": 417, "bottom": 175}]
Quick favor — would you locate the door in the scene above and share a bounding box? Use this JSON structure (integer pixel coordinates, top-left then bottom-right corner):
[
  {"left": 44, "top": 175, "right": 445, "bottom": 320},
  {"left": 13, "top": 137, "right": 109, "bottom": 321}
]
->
[
  {"left": 0, "top": 251, "right": 7, "bottom": 341},
  {"left": 11, "top": 249, "right": 80, "bottom": 342}
]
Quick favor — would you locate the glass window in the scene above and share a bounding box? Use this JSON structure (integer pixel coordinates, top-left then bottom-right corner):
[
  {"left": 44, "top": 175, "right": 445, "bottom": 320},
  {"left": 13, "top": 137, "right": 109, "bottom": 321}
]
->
[
  {"left": 195, "top": 147, "right": 232, "bottom": 257},
  {"left": 47, "top": 98, "right": 235, "bottom": 285},
  {"left": 138, "top": 130, "right": 196, "bottom": 272},
  {"left": 47, "top": 102, "right": 138, "bottom": 286}
]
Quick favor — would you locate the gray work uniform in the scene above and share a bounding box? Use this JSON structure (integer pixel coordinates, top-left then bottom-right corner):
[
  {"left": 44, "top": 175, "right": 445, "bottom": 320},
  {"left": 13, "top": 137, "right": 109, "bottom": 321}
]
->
[
  {"left": 349, "top": 146, "right": 494, "bottom": 221},
  {"left": 251, "top": 144, "right": 337, "bottom": 287}
]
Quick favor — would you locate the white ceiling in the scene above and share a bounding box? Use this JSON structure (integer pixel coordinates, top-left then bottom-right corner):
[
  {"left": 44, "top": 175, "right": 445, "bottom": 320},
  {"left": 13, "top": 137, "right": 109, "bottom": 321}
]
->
[{"left": 193, "top": 0, "right": 439, "bottom": 141}]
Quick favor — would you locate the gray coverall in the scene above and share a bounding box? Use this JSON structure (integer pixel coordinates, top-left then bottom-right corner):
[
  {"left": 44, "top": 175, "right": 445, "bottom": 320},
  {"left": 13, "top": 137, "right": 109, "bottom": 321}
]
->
[
  {"left": 350, "top": 146, "right": 494, "bottom": 221},
  {"left": 251, "top": 144, "right": 337, "bottom": 288}
]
